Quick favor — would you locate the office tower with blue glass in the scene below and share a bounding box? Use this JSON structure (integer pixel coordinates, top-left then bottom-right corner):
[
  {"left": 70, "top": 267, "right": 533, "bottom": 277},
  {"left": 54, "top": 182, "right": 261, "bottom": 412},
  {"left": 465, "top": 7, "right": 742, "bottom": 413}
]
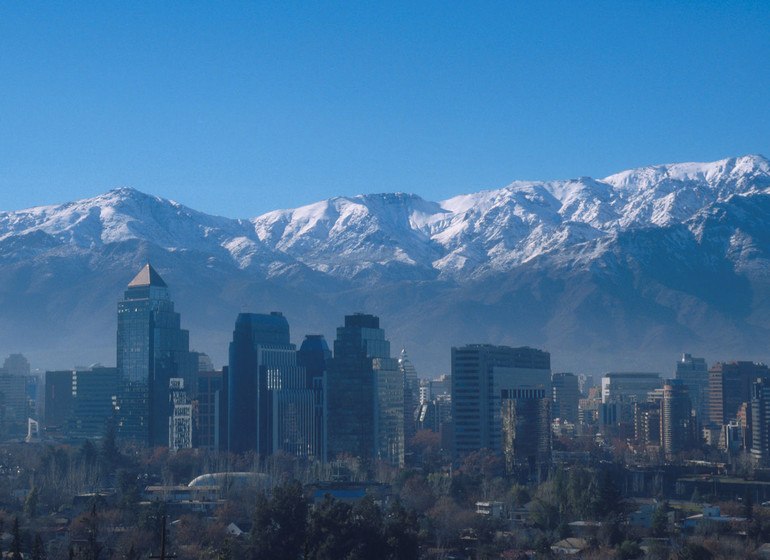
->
[
  {"left": 326, "top": 313, "right": 404, "bottom": 467},
  {"left": 228, "top": 312, "right": 316, "bottom": 458},
  {"left": 297, "top": 334, "right": 331, "bottom": 462},
  {"left": 116, "top": 264, "right": 196, "bottom": 447},
  {"left": 452, "top": 344, "right": 551, "bottom": 471}
]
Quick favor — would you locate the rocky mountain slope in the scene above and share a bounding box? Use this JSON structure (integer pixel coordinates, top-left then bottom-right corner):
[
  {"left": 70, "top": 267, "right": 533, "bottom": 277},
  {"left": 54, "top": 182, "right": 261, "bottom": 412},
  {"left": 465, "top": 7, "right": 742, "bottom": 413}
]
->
[{"left": 1, "top": 155, "right": 769, "bottom": 375}]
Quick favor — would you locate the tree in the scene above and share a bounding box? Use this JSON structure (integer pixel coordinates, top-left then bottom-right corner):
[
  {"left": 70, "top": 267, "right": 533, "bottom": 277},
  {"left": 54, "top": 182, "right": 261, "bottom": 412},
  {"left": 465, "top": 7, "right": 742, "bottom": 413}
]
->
[
  {"left": 25, "top": 486, "right": 40, "bottom": 517},
  {"left": 677, "top": 542, "right": 713, "bottom": 560},
  {"left": 533, "top": 534, "right": 551, "bottom": 556},
  {"left": 11, "top": 517, "right": 22, "bottom": 560},
  {"left": 306, "top": 494, "right": 356, "bottom": 560},
  {"left": 99, "top": 420, "right": 122, "bottom": 476},
  {"left": 349, "top": 495, "right": 385, "bottom": 560},
  {"left": 592, "top": 469, "right": 624, "bottom": 519},
  {"left": 651, "top": 502, "right": 668, "bottom": 537},
  {"left": 249, "top": 479, "right": 308, "bottom": 560},
  {"left": 744, "top": 487, "right": 754, "bottom": 521},
  {"left": 384, "top": 498, "right": 419, "bottom": 560},
  {"left": 617, "top": 540, "right": 641, "bottom": 560},
  {"left": 32, "top": 533, "right": 46, "bottom": 560},
  {"left": 116, "top": 469, "right": 141, "bottom": 518}
]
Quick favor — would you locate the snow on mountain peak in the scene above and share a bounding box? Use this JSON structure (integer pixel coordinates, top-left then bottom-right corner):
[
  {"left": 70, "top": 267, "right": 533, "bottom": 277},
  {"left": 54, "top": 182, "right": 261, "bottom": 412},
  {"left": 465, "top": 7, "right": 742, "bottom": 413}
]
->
[{"left": 1, "top": 154, "right": 768, "bottom": 283}]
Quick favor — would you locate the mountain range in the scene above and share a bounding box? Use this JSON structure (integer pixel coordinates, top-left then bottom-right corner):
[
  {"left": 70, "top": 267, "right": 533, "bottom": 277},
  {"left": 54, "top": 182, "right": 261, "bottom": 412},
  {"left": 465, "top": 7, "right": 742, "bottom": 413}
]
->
[{"left": 2, "top": 154, "right": 770, "bottom": 376}]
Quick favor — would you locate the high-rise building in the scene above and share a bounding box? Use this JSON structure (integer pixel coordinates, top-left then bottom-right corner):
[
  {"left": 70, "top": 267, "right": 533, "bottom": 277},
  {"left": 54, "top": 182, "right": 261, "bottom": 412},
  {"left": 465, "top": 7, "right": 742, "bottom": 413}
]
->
[
  {"left": 44, "top": 367, "right": 118, "bottom": 438},
  {"left": 0, "top": 372, "right": 28, "bottom": 438},
  {"left": 751, "top": 377, "right": 770, "bottom": 465},
  {"left": 601, "top": 372, "right": 662, "bottom": 404},
  {"left": 44, "top": 370, "right": 74, "bottom": 430},
  {"left": 451, "top": 344, "right": 551, "bottom": 470},
  {"left": 634, "top": 402, "right": 661, "bottom": 447},
  {"left": 169, "top": 378, "right": 192, "bottom": 452},
  {"left": 297, "top": 335, "right": 331, "bottom": 462},
  {"left": 2, "top": 354, "right": 30, "bottom": 377},
  {"left": 552, "top": 372, "right": 579, "bottom": 424},
  {"left": 708, "top": 362, "right": 770, "bottom": 426},
  {"left": 326, "top": 313, "right": 404, "bottom": 467},
  {"left": 116, "top": 264, "right": 196, "bottom": 447},
  {"left": 69, "top": 366, "right": 118, "bottom": 439},
  {"left": 228, "top": 312, "right": 316, "bottom": 458},
  {"left": 675, "top": 354, "right": 709, "bottom": 424},
  {"left": 661, "top": 379, "right": 693, "bottom": 459},
  {"left": 399, "top": 348, "right": 420, "bottom": 444},
  {"left": 195, "top": 362, "right": 223, "bottom": 452}
]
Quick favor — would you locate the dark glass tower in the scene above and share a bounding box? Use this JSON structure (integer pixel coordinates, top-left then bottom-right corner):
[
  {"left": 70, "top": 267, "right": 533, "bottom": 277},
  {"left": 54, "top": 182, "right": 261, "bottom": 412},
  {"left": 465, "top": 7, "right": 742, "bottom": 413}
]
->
[
  {"left": 327, "top": 313, "right": 404, "bottom": 467},
  {"left": 298, "top": 335, "right": 331, "bottom": 461},
  {"left": 116, "top": 264, "right": 196, "bottom": 447},
  {"left": 452, "top": 344, "right": 551, "bottom": 470},
  {"left": 228, "top": 312, "right": 315, "bottom": 458}
]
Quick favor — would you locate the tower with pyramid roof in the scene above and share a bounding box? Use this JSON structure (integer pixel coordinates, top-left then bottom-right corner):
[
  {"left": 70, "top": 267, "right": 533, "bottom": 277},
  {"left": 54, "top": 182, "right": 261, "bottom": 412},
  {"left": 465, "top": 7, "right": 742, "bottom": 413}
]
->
[{"left": 116, "top": 264, "right": 196, "bottom": 447}]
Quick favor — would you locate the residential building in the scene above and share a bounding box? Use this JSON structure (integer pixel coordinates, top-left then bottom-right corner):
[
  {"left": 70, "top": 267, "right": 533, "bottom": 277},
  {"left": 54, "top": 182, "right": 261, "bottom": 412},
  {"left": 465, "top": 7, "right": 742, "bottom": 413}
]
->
[
  {"left": 169, "top": 378, "right": 193, "bottom": 452},
  {"left": 661, "top": 379, "right": 693, "bottom": 458},
  {"left": 751, "top": 378, "right": 770, "bottom": 466}
]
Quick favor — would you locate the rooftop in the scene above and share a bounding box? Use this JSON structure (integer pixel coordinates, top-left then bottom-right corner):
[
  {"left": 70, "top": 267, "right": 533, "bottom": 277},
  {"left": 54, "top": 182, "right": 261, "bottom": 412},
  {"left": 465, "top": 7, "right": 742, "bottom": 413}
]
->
[{"left": 128, "top": 264, "right": 167, "bottom": 288}]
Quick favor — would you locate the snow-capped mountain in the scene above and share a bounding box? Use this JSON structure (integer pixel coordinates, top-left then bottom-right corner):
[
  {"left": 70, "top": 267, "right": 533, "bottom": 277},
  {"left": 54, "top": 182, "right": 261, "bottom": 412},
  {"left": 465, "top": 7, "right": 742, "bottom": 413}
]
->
[{"left": 1, "top": 155, "right": 769, "bottom": 375}]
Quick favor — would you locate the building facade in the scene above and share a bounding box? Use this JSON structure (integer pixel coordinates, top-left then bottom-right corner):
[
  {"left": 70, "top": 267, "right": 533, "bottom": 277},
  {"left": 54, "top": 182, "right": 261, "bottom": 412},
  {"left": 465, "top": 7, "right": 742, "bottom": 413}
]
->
[
  {"left": 116, "top": 264, "right": 196, "bottom": 447},
  {"left": 674, "top": 354, "right": 709, "bottom": 424},
  {"left": 661, "top": 379, "right": 693, "bottom": 459},
  {"left": 399, "top": 348, "right": 421, "bottom": 444},
  {"left": 708, "top": 361, "right": 770, "bottom": 427},
  {"left": 751, "top": 377, "right": 770, "bottom": 465},
  {"left": 552, "top": 372, "right": 579, "bottom": 424},
  {"left": 228, "top": 312, "right": 316, "bottom": 458},
  {"left": 452, "top": 344, "right": 551, "bottom": 470},
  {"left": 326, "top": 313, "right": 404, "bottom": 467},
  {"left": 601, "top": 372, "right": 662, "bottom": 404},
  {"left": 297, "top": 334, "right": 331, "bottom": 462}
]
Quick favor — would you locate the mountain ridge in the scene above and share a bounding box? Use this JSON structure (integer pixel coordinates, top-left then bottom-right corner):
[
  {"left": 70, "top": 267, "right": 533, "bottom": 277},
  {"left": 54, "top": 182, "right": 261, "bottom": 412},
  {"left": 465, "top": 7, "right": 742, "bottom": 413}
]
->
[{"left": 1, "top": 154, "right": 769, "bottom": 375}]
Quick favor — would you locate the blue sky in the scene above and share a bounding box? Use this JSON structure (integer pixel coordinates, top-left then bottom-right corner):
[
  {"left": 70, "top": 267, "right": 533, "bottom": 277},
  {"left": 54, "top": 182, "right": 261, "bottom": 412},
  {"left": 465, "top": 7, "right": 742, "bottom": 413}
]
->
[{"left": 1, "top": 1, "right": 768, "bottom": 218}]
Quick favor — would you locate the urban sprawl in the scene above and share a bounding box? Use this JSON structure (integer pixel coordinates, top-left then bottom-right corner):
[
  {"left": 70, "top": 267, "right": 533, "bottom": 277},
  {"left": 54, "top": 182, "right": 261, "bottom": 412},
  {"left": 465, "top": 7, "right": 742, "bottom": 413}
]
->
[{"left": 1, "top": 264, "right": 770, "bottom": 559}]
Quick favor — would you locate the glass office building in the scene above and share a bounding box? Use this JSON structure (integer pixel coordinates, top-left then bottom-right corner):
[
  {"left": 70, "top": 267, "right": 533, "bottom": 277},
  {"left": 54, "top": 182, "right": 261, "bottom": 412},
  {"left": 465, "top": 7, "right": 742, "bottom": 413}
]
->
[
  {"left": 327, "top": 313, "right": 404, "bottom": 467},
  {"left": 228, "top": 312, "right": 316, "bottom": 458},
  {"left": 116, "top": 264, "right": 196, "bottom": 447}
]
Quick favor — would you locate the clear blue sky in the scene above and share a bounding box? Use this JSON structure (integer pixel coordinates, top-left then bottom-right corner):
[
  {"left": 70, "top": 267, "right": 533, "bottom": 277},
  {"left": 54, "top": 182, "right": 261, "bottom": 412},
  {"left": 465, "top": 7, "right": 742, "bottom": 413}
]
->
[{"left": 1, "top": 1, "right": 768, "bottom": 218}]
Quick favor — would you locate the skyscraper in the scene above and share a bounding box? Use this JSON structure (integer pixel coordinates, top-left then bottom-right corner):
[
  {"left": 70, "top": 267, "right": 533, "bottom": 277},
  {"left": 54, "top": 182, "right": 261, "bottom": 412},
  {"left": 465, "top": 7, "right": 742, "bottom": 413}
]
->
[
  {"left": 708, "top": 361, "right": 770, "bottom": 426},
  {"left": 297, "top": 335, "right": 331, "bottom": 462},
  {"left": 552, "top": 372, "right": 579, "bottom": 424},
  {"left": 116, "top": 264, "right": 196, "bottom": 447},
  {"left": 399, "top": 348, "right": 420, "bottom": 444},
  {"left": 675, "top": 353, "right": 708, "bottom": 423},
  {"left": 751, "top": 377, "right": 770, "bottom": 466},
  {"left": 326, "top": 313, "right": 404, "bottom": 467},
  {"left": 451, "top": 344, "right": 551, "bottom": 470},
  {"left": 661, "top": 379, "right": 693, "bottom": 459},
  {"left": 228, "top": 312, "right": 316, "bottom": 458}
]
